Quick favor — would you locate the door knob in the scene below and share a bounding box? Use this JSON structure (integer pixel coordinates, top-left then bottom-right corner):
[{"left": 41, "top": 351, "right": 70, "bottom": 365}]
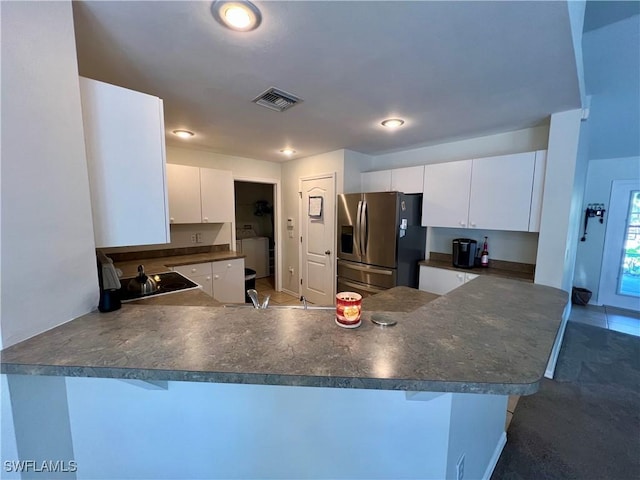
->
[{"left": 325, "top": 250, "right": 331, "bottom": 255}]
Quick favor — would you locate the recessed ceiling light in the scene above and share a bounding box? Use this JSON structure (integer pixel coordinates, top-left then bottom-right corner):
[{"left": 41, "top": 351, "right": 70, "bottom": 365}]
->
[
  {"left": 211, "top": 1, "right": 262, "bottom": 32},
  {"left": 172, "top": 130, "right": 195, "bottom": 139},
  {"left": 381, "top": 118, "right": 405, "bottom": 128},
  {"left": 280, "top": 148, "right": 296, "bottom": 156}
]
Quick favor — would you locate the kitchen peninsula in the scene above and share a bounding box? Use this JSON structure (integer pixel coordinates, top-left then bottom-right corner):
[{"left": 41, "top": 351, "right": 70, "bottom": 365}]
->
[{"left": 1, "top": 277, "right": 567, "bottom": 479}]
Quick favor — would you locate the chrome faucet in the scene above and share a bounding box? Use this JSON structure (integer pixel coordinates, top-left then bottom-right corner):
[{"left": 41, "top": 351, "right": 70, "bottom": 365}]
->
[{"left": 247, "top": 289, "right": 270, "bottom": 309}]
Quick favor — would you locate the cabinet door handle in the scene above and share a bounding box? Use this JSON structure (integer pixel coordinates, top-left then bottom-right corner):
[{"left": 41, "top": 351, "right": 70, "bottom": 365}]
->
[
  {"left": 214, "top": 275, "right": 219, "bottom": 280},
  {"left": 459, "top": 221, "right": 466, "bottom": 227},
  {"left": 470, "top": 222, "right": 476, "bottom": 227},
  {"left": 206, "top": 276, "right": 211, "bottom": 281},
  {"left": 456, "top": 274, "right": 464, "bottom": 281},
  {"left": 191, "top": 268, "right": 197, "bottom": 273},
  {"left": 170, "top": 217, "right": 175, "bottom": 223},
  {"left": 227, "top": 263, "right": 231, "bottom": 268},
  {"left": 203, "top": 217, "right": 208, "bottom": 223}
]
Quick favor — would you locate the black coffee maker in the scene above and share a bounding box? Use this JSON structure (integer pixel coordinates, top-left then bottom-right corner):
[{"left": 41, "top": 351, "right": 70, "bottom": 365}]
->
[{"left": 452, "top": 238, "right": 477, "bottom": 269}]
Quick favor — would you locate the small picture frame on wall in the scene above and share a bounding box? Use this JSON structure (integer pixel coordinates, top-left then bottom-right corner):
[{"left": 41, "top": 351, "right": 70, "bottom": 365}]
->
[{"left": 308, "top": 196, "right": 323, "bottom": 218}]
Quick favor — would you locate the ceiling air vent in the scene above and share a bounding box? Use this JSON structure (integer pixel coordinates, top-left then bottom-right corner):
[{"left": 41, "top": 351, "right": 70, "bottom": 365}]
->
[{"left": 252, "top": 87, "right": 302, "bottom": 112}]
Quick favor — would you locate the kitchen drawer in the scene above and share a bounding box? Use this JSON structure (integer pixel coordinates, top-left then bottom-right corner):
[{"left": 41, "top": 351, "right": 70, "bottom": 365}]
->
[
  {"left": 172, "top": 262, "right": 212, "bottom": 278},
  {"left": 212, "top": 258, "right": 243, "bottom": 274}
]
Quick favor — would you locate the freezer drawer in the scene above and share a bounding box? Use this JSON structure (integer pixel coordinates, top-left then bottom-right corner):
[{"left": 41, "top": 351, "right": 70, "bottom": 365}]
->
[
  {"left": 337, "top": 259, "right": 397, "bottom": 289},
  {"left": 336, "top": 277, "right": 387, "bottom": 299}
]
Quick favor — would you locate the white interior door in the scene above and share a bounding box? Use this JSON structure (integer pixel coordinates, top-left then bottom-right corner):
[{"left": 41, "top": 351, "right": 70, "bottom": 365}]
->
[
  {"left": 599, "top": 179, "right": 640, "bottom": 311},
  {"left": 300, "top": 175, "right": 336, "bottom": 306}
]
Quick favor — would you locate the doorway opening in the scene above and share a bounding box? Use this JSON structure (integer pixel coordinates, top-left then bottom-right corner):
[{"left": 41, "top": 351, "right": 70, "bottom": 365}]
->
[
  {"left": 600, "top": 179, "right": 640, "bottom": 311},
  {"left": 234, "top": 180, "right": 276, "bottom": 288}
]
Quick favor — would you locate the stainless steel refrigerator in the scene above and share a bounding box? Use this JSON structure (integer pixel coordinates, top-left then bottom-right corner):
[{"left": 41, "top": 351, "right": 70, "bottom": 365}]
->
[{"left": 337, "top": 192, "right": 426, "bottom": 297}]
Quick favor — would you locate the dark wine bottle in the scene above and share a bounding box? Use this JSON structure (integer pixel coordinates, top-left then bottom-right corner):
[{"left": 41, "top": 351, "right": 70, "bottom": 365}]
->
[{"left": 481, "top": 236, "right": 489, "bottom": 267}]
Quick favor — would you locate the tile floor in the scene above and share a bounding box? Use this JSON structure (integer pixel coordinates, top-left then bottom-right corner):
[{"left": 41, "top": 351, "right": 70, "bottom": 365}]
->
[
  {"left": 568, "top": 303, "right": 640, "bottom": 337},
  {"left": 254, "top": 276, "right": 301, "bottom": 306}
]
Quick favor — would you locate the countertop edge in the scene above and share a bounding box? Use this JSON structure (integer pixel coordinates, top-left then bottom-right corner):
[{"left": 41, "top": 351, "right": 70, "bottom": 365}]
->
[{"left": 0, "top": 363, "right": 540, "bottom": 395}]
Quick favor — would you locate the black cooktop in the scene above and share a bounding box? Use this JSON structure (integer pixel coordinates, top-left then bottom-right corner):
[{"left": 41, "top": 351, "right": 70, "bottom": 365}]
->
[{"left": 117, "top": 271, "right": 199, "bottom": 302}]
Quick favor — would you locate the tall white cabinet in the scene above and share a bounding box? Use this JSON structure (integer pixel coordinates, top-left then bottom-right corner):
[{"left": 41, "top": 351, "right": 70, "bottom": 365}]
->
[
  {"left": 80, "top": 77, "right": 169, "bottom": 248},
  {"left": 166, "top": 164, "right": 234, "bottom": 224}
]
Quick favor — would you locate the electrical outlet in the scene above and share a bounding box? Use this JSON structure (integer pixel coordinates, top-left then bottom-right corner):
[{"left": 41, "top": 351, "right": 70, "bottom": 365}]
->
[
  {"left": 288, "top": 266, "right": 294, "bottom": 275},
  {"left": 190, "top": 234, "right": 197, "bottom": 243},
  {"left": 196, "top": 233, "right": 203, "bottom": 243},
  {"left": 456, "top": 454, "right": 465, "bottom": 480}
]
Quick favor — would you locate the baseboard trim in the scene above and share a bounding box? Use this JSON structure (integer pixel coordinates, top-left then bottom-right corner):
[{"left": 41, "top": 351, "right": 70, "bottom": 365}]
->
[
  {"left": 482, "top": 431, "right": 507, "bottom": 480},
  {"left": 281, "top": 288, "right": 299, "bottom": 299}
]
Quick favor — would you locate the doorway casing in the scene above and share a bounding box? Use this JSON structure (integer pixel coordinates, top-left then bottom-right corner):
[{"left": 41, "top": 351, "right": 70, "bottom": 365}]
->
[{"left": 233, "top": 176, "right": 282, "bottom": 292}]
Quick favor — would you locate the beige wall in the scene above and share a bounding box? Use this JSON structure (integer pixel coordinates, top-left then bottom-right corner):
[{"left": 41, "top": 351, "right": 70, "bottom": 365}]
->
[
  {"left": 280, "top": 149, "right": 346, "bottom": 294},
  {"left": 1, "top": 1, "right": 98, "bottom": 348}
]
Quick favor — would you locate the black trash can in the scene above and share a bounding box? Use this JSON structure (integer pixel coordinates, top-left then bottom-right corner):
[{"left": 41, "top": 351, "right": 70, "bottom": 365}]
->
[
  {"left": 571, "top": 287, "right": 592, "bottom": 306},
  {"left": 244, "top": 268, "right": 256, "bottom": 303}
]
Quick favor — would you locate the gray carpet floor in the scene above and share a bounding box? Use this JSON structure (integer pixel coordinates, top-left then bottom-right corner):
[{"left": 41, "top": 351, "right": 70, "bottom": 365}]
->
[{"left": 491, "top": 321, "right": 640, "bottom": 480}]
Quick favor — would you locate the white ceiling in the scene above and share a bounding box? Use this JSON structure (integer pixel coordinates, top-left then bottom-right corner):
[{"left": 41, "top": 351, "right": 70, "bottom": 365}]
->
[{"left": 73, "top": 1, "right": 581, "bottom": 163}]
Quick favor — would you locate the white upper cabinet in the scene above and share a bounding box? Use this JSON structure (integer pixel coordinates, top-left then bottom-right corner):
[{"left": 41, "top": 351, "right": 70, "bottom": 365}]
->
[
  {"left": 528, "top": 150, "right": 547, "bottom": 232},
  {"left": 80, "top": 77, "right": 169, "bottom": 248},
  {"left": 166, "top": 164, "right": 234, "bottom": 224},
  {"left": 391, "top": 166, "right": 425, "bottom": 194},
  {"left": 421, "top": 151, "right": 545, "bottom": 232},
  {"left": 166, "top": 164, "right": 201, "bottom": 224},
  {"left": 200, "top": 168, "right": 234, "bottom": 223},
  {"left": 361, "top": 170, "right": 392, "bottom": 192},
  {"left": 468, "top": 152, "right": 536, "bottom": 231},
  {"left": 362, "top": 166, "right": 425, "bottom": 194},
  {"left": 422, "top": 160, "right": 472, "bottom": 228}
]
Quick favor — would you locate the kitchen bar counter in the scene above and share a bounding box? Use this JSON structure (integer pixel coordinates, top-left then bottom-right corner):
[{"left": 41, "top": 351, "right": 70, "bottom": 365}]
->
[{"left": 0, "top": 276, "right": 566, "bottom": 395}]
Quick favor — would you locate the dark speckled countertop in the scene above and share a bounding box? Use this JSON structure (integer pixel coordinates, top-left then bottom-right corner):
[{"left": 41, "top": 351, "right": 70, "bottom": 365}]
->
[{"left": 0, "top": 277, "right": 567, "bottom": 395}]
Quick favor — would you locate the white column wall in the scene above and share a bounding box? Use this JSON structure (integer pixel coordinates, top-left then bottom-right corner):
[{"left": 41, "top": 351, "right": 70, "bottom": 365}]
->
[{"left": 0, "top": 1, "right": 98, "bottom": 348}]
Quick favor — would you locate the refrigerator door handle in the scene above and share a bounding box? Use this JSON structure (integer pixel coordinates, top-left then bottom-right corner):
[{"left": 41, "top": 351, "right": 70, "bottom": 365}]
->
[
  {"left": 338, "top": 279, "right": 387, "bottom": 294},
  {"left": 362, "top": 201, "right": 368, "bottom": 256},
  {"left": 356, "top": 200, "right": 363, "bottom": 255}
]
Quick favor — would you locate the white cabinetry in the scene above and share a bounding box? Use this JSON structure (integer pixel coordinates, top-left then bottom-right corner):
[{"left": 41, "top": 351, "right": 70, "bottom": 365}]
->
[
  {"left": 361, "top": 170, "right": 391, "bottom": 192},
  {"left": 421, "top": 151, "right": 545, "bottom": 232},
  {"left": 361, "top": 166, "right": 425, "bottom": 194},
  {"left": 172, "top": 262, "right": 212, "bottom": 296},
  {"left": 391, "top": 166, "right": 424, "bottom": 194},
  {"left": 166, "top": 164, "right": 201, "bottom": 224},
  {"left": 166, "top": 164, "right": 234, "bottom": 224},
  {"left": 422, "top": 160, "right": 472, "bottom": 228},
  {"left": 468, "top": 152, "right": 535, "bottom": 231},
  {"left": 418, "top": 266, "right": 478, "bottom": 296},
  {"left": 212, "top": 259, "right": 245, "bottom": 304},
  {"left": 80, "top": 77, "right": 169, "bottom": 248},
  {"left": 173, "top": 258, "right": 244, "bottom": 303},
  {"left": 200, "top": 168, "right": 234, "bottom": 223}
]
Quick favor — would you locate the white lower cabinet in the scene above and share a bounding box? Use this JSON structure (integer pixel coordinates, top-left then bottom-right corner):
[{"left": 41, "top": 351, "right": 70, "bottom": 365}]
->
[
  {"left": 212, "top": 259, "right": 245, "bottom": 304},
  {"left": 419, "top": 266, "right": 478, "bottom": 295},
  {"left": 172, "top": 258, "right": 244, "bottom": 303}
]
